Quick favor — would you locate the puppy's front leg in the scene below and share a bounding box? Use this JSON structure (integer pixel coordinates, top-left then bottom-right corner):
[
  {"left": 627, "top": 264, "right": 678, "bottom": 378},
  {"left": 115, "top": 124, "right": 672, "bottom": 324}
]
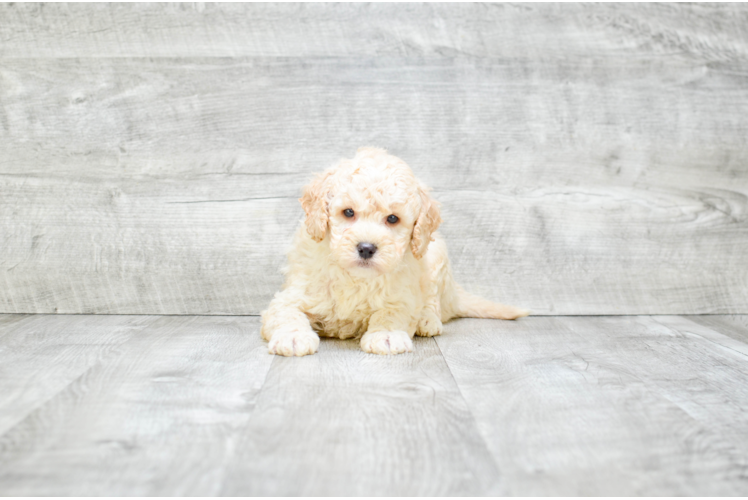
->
[
  {"left": 360, "top": 309, "right": 415, "bottom": 355},
  {"left": 261, "top": 289, "right": 319, "bottom": 357}
]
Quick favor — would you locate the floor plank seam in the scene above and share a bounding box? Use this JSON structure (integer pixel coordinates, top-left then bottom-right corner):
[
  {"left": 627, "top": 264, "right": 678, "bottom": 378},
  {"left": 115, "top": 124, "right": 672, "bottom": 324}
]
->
[
  {"left": 651, "top": 316, "right": 748, "bottom": 359},
  {"left": 430, "top": 335, "right": 504, "bottom": 481},
  {"left": 0, "top": 317, "right": 162, "bottom": 441},
  {"left": 0, "top": 364, "right": 92, "bottom": 447}
]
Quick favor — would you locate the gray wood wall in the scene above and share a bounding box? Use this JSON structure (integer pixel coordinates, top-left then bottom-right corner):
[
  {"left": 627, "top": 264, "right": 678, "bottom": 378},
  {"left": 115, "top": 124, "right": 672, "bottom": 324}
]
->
[{"left": 1, "top": 3, "right": 747, "bottom": 315}]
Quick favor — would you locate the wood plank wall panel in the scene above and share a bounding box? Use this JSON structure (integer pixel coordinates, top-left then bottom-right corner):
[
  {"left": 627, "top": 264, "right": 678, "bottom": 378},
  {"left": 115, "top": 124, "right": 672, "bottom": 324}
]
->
[
  {"left": 1, "top": 4, "right": 747, "bottom": 314},
  {"left": 2, "top": 3, "right": 747, "bottom": 60}
]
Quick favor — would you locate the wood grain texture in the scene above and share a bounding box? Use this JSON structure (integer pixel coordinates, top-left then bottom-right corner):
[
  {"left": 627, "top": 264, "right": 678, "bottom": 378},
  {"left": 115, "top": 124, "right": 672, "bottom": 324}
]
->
[
  {"left": 682, "top": 314, "right": 748, "bottom": 346},
  {"left": 0, "top": 314, "right": 156, "bottom": 436},
  {"left": 1, "top": 55, "right": 747, "bottom": 315},
  {"left": 1, "top": 4, "right": 747, "bottom": 315},
  {"left": 1, "top": 172, "right": 746, "bottom": 315},
  {"left": 0, "top": 313, "right": 33, "bottom": 338},
  {"left": 0, "top": 314, "right": 500, "bottom": 496},
  {"left": 222, "top": 337, "right": 501, "bottom": 496},
  {"left": 652, "top": 314, "right": 748, "bottom": 358},
  {"left": 1, "top": 3, "right": 747, "bottom": 60},
  {"left": 0, "top": 173, "right": 300, "bottom": 315},
  {"left": 3, "top": 57, "right": 748, "bottom": 182},
  {"left": 1, "top": 313, "right": 748, "bottom": 495},
  {"left": 0, "top": 315, "right": 273, "bottom": 496},
  {"left": 436, "top": 316, "right": 748, "bottom": 496}
]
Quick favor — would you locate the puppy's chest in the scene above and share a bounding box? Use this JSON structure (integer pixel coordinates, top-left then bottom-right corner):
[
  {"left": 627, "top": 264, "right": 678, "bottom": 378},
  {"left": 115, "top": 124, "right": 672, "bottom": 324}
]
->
[
  {"left": 304, "top": 289, "right": 377, "bottom": 339},
  {"left": 303, "top": 279, "right": 408, "bottom": 339},
  {"left": 307, "top": 314, "right": 369, "bottom": 339}
]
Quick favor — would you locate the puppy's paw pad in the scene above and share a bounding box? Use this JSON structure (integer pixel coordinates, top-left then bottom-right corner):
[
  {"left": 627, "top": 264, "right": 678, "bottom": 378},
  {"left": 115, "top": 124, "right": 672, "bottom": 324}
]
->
[
  {"left": 268, "top": 331, "right": 319, "bottom": 357},
  {"left": 360, "top": 330, "right": 413, "bottom": 355},
  {"left": 416, "top": 310, "right": 443, "bottom": 337}
]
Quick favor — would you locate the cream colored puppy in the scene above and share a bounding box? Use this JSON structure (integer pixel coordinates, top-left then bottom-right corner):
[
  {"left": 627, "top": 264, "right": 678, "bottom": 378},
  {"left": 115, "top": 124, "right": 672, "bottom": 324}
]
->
[{"left": 261, "top": 147, "right": 529, "bottom": 356}]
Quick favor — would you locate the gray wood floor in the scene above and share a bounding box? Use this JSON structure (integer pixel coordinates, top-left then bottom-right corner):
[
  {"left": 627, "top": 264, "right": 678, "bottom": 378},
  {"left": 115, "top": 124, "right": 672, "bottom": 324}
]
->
[{"left": 1, "top": 314, "right": 747, "bottom": 496}]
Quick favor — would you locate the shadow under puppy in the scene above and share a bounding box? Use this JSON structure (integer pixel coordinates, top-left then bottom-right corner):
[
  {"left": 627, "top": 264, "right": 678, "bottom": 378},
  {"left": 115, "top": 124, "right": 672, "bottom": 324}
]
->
[{"left": 261, "top": 147, "right": 529, "bottom": 356}]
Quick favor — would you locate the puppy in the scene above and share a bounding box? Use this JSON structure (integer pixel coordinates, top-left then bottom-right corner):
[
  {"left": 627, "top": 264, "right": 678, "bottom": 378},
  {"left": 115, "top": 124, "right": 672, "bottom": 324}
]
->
[{"left": 261, "top": 147, "right": 529, "bottom": 356}]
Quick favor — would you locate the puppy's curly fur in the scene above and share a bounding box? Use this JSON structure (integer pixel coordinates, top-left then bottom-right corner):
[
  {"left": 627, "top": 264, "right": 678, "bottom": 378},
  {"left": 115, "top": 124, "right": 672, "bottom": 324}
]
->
[{"left": 261, "top": 147, "right": 529, "bottom": 356}]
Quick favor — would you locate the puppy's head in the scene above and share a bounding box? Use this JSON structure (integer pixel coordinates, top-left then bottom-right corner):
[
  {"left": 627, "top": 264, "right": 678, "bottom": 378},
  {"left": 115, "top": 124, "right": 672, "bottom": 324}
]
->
[{"left": 299, "top": 147, "right": 441, "bottom": 275}]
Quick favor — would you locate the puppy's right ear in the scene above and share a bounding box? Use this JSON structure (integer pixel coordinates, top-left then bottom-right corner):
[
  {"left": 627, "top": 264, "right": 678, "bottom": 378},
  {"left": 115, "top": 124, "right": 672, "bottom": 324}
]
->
[{"left": 299, "top": 170, "right": 334, "bottom": 242}]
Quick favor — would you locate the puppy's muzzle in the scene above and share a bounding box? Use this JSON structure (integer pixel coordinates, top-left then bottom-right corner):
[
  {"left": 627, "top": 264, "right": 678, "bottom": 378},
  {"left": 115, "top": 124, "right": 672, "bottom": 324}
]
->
[{"left": 356, "top": 242, "right": 377, "bottom": 260}]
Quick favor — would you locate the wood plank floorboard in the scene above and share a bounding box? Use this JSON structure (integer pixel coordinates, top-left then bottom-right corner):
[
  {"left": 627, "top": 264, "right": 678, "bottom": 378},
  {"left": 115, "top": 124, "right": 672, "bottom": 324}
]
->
[
  {"left": 0, "top": 314, "right": 747, "bottom": 495},
  {"left": 0, "top": 315, "right": 273, "bottom": 496},
  {"left": 221, "top": 336, "right": 501, "bottom": 496},
  {"left": 0, "top": 314, "right": 157, "bottom": 437},
  {"left": 683, "top": 314, "right": 748, "bottom": 345},
  {"left": 436, "top": 316, "right": 748, "bottom": 495},
  {"left": 0, "top": 314, "right": 34, "bottom": 340}
]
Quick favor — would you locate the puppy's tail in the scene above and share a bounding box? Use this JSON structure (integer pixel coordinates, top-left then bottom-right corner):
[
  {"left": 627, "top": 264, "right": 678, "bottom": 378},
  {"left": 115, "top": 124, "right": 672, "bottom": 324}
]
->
[{"left": 452, "top": 285, "right": 530, "bottom": 320}]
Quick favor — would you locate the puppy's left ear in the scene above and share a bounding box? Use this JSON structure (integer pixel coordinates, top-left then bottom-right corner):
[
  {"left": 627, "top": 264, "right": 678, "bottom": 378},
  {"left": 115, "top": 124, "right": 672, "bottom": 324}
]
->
[
  {"left": 411, "top": 184, "right": 442, "bottom": 259},
  {"left": 299, "top": 170, "right": 334, "bottom": 242}
]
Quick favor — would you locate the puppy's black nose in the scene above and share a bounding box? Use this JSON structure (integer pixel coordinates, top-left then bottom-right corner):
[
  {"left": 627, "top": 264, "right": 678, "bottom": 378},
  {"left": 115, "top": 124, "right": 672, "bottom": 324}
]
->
[{"left": 357, "top": 242, "right": 377, "bottom": 260}]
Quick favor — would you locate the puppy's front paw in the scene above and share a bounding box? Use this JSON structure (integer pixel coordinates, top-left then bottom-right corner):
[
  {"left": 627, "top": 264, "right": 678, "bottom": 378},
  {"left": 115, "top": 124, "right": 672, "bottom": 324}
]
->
[
  {"left": 360, "top": 330, "right": 413, "bottom": 355},
  {"left": 268, "top": 330, "right": 320, "bottom": 357},
  {"left": 416, "top": 309, "right": 443, "bottom": 337}
]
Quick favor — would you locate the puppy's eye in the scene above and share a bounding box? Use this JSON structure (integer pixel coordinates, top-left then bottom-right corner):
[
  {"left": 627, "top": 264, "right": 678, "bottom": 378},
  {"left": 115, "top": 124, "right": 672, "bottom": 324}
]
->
[
  {"left": 386, "top": 214, "right": 399, "bottom": 224},
  {"left": 343, "top": 209, "right": 355, "bottom": 218}
]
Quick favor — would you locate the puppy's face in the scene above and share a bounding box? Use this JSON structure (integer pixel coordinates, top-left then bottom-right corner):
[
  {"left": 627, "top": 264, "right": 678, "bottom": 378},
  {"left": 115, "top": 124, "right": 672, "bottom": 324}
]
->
[
  {"left": 300, "top": 148, "right": 441, "bottom": 276},
  {"left": 327, "top": 178, "right": 418, "bottom": 276}
]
